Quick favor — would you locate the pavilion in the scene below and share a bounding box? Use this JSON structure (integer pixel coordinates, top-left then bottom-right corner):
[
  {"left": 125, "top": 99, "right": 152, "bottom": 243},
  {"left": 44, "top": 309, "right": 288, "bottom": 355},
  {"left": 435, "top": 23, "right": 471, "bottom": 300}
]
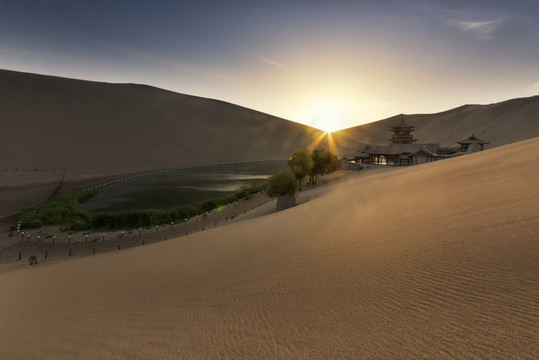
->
[{"left": 348, "top": 117, "right": 490, "bottom": 166}]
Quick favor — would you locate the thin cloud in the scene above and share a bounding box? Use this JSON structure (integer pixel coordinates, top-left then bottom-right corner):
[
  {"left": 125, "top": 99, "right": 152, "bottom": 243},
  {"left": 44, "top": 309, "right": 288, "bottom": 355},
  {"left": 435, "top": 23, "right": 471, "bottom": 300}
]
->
[
  {"left": 258, "top": 55, "right": 291, "bottom": 71},
  {"left": 448, "top": 19, "right": 502, "bottom": 40},
  {"left": 412, "top": 3, "right": 505, "bottom": 41}
]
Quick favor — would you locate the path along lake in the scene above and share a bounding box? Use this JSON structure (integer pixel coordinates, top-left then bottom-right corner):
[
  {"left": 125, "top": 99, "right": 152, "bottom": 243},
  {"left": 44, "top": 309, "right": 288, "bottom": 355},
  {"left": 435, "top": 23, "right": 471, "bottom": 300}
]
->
[{"left": 81, "top": 162, "right": 288, "bottom": 213}]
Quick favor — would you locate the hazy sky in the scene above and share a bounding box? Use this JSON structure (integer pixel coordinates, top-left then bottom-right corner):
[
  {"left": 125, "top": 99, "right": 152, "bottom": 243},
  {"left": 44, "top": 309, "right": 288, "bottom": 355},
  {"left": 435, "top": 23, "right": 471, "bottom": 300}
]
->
[{"left": 1, "top": 0, "right": 539, "bottom": 131}]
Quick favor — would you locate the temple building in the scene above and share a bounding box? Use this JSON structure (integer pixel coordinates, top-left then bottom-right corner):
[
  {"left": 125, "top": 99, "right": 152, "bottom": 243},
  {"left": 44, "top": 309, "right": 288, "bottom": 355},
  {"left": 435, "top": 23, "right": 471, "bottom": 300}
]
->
[{"left": 349, "top": 117, "right": 490, "bottom": 166}]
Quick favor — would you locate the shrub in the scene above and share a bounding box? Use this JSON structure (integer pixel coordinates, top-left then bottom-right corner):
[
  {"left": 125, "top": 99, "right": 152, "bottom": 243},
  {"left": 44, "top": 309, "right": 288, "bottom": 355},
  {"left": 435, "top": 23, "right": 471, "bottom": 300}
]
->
[{"left": 266, "top": 172, "right": 298, "bottom": 198}]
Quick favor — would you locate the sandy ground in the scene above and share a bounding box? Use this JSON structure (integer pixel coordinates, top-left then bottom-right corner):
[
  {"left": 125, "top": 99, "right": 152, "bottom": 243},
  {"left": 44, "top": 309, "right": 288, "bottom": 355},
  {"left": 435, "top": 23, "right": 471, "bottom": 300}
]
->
[{"left": 0, "top": 138, "right": 538, "bottom": 359}]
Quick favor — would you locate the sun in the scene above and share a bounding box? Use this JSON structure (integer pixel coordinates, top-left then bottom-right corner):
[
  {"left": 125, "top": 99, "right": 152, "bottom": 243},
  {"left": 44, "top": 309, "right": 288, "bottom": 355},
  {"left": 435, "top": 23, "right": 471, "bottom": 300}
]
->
[
  {"left": 311, "top": 110, "right": 346, "bottom": 133},
  {"left": 304, "top": 101, "right": 348, "bottom": 133}
]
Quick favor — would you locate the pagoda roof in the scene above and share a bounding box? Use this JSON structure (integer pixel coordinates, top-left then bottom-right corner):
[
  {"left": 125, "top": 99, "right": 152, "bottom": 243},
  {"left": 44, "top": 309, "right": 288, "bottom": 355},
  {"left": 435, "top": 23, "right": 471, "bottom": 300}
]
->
[
  {"left": 390, "top": 117, "right": 414, "bottom": 129},
  {"left": 457, "top": 133, "right": 490, "bottom": 145}
]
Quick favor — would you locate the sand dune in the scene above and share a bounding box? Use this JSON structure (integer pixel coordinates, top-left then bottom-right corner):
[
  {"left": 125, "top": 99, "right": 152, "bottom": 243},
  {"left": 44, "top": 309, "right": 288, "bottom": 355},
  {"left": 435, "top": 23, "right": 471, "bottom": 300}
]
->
[
  {"left": 0, "top": 69, "right": 326, "bottom": 174},
  {"left": 334, "top": 95, "right": 539, "bottom": 154},
  {"left": 2, "top": 68, "right": 538, "bottom": 221},
  {"left": 3, "top": 68, "right": 539, "bottom": 177},
  {"left": 1, "top": 138, "right": 537, "bottom": 359}
]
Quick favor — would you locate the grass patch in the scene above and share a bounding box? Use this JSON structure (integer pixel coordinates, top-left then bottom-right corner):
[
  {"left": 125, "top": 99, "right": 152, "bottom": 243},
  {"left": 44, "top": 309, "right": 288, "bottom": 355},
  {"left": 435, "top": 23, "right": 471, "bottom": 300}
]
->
[
  {"left": 20, "top": 183, "right": 266, "bottom": 231},
  {"left": 84, "top": 183, "right": 266, "bottom": 230},
  {"left": 20, "top": 189, "right": 100, "bottom": 229}
]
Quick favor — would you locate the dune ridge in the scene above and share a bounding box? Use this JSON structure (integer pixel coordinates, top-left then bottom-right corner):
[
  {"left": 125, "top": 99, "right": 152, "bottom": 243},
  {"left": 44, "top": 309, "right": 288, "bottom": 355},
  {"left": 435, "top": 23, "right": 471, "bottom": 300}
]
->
[{"left": 0, "top": 137, "right": 537, "bottom": 359}]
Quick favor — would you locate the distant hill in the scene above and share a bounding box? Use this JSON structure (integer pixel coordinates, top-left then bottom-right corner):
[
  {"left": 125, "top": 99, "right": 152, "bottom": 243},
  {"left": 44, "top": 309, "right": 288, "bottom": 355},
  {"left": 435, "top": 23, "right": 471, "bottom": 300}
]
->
[
  {"left": 0, "top": 69, "right": 326, "bottom": 174},
  {"left": 2, "top": 69, "right": 538, "bottom": 174},
  {"left": 333, "top": 96, "right": 539, "bottom": 156}
]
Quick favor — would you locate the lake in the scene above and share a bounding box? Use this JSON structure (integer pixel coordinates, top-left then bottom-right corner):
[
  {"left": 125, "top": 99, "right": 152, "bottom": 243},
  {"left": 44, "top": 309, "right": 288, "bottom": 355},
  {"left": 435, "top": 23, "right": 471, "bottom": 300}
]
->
[{"left": 81, "top": 161, "right": 288, "bottom": 212}]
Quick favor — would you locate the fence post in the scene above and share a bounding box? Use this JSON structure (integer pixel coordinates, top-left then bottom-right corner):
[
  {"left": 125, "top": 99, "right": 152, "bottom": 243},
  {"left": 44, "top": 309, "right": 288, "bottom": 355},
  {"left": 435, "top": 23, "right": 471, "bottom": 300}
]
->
[{"left": 45, "top": 250, "right": 48, "bottom": 259}]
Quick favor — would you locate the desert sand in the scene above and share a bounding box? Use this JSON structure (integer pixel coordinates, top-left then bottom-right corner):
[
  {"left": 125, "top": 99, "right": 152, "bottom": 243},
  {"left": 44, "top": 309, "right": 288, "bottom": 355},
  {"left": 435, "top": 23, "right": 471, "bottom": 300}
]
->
[
  {"left": 0, "top": 138, "right": 537, "bottom": 359},
  {"left": 0, "top": 69, "right": 327, "bottom": 174},
  {"left": 3, "top": 69, "right": 539, "bottom": 176}
]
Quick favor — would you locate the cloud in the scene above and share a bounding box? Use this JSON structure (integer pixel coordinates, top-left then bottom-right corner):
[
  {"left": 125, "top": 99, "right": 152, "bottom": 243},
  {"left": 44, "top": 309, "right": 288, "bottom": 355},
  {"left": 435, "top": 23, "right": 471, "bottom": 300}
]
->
[
  {"left": 447, "top": 19, "right": 502, "bottom": 40},
  {"left": 413, "top": 3, "right": 505, "bottom": 41},
  {"left": 257, "top": 55, "right": 290, "bottom": 71}
]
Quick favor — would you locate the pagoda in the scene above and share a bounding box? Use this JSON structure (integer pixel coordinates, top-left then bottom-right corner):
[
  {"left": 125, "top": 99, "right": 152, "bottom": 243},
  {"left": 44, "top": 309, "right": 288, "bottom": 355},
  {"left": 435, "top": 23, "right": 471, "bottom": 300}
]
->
[{"left": 389, "top": 117, "right": 417, "bottom": 144}]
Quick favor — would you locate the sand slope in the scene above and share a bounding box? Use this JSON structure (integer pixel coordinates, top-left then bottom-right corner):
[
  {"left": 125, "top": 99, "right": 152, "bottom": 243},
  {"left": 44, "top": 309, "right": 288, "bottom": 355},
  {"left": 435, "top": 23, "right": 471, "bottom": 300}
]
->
[
  {"left": 0, "top": 69, "right": 326, "bottom": 174},
  {"left": 1, "top": 138, "right": 538, "bottom": 359},
  {"left": 334, "top": 95, "right": 539, "bottom": 154}
]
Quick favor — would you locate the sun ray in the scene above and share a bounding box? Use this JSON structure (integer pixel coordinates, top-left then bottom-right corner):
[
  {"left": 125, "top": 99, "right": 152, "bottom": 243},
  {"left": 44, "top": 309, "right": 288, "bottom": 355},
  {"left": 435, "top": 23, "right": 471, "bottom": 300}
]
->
[
  {"left": 307, "top": 131, "right": 327, "bottom": 150},
  {"left": 326, "top": 132, "right": 339, "bottom": 156}
]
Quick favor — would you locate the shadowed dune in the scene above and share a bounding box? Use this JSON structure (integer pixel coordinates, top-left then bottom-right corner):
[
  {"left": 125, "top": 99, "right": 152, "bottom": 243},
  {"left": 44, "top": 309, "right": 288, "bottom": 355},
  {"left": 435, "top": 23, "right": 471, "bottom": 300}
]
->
[
  {"left": 0, "top": 69, "right": 327, "bottom": 174},
  {"left": 0, "top": 138, "right": 537, "bottom": 359}
]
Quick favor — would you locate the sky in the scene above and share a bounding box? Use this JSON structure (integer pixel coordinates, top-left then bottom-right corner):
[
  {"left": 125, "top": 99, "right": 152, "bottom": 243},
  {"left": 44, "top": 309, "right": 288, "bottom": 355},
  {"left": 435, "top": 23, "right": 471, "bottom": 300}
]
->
[{"left": 1, "top": 0, "right": 539, "bottom": 131}]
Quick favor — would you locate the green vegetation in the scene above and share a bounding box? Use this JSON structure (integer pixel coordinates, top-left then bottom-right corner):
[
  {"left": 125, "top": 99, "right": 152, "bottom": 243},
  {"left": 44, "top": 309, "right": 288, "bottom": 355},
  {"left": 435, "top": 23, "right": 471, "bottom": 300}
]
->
[
  {"left": 20, "top": 183, "right": 266, "bottom": 231},
  {"left": 287, "top": 148, "right": 340, "bottom": 188},
  {"left": 288, "top": 149, "right": 313, "bottom": 191},
  {"left": 266, "top": 172, "right": 299, "bottom": 198},
  {"left": 21, "top": 189, "right": 99, "bottom": 229},
  {"left": 310, "top": 149, "right": 340, "bottom": 184}
]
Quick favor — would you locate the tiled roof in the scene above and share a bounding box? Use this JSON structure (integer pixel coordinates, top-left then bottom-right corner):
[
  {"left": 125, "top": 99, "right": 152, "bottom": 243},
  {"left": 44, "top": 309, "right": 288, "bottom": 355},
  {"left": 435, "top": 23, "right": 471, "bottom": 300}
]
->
[{"left": 458, "top": 133, "right": 490, "bottom": 145}]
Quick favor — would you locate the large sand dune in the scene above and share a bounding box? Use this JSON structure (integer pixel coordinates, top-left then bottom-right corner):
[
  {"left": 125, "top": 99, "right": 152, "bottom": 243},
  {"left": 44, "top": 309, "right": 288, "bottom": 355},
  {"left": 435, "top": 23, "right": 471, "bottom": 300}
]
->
[
  {"left": 0, "top": 69, "right": 326, "bottom": 174},
  {"left": 1, "top": 138, "right": 537, "bottom": 359},
  {"left": 3, "top": 68, "right": 539, "bottom": 176}
]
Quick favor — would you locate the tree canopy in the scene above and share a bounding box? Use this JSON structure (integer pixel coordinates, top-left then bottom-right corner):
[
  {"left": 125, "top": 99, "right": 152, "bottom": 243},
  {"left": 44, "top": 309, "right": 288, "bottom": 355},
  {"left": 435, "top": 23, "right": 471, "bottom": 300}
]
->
[
  {"left": 310, "top": 149, "right": 340, "bottom": 184},
  {"left": 287, "top": 149, "right": 313, "bottom": 191},
  {"left": 266, "top": 171, "right": 299, "bottom": 198}
]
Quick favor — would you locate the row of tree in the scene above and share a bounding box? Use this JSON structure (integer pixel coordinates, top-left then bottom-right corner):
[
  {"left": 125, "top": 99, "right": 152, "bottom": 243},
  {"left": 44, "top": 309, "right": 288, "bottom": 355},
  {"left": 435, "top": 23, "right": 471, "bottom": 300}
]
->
[
  {"left": 266, "top": 149, "right": 340, "bottom": 210},
  {"left": 288, "top": 149, "right": 340, "bottom": 190}
]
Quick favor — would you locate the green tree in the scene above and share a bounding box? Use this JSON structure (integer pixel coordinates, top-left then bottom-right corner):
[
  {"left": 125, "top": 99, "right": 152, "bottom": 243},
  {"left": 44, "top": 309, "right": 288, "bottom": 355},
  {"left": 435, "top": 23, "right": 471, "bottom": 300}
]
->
[
  {"left": 310, "top": 149, "right": 340, "bottom": 184},
  {"left": 288, "top": 149, "right": 313, "bottom": 191},
  {"left": 266, "top": 172, "right": 299, "bottom": 197}
]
